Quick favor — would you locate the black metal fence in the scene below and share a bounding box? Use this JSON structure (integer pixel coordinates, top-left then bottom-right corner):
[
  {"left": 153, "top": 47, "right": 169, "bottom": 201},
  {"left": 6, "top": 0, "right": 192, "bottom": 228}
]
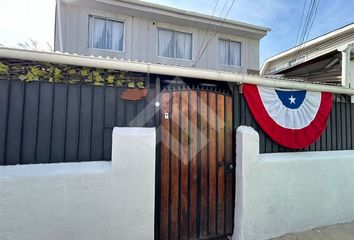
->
[
  {"left": 0, "top": 78, "right": 157, "bottom": 165},
  {"left": 0, "top": 74, "right": 353, "bottom": 166},
  {"left": 233, "top": 85, "right": 354, "bottom": 153}
]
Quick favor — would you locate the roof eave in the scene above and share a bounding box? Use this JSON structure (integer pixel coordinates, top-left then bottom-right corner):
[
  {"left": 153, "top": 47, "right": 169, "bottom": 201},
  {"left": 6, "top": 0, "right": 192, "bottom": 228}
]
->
[
  {"left": 261, "top": 23, "right": 354, "bottom": 75},
  {"left": 64, "top": 0, "right": 270, "bottom": 36}
]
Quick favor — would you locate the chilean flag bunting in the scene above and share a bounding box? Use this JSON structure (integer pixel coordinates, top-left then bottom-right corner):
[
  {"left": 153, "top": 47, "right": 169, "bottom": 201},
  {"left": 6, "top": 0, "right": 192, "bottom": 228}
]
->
[{"left": 242, "top": 84, "right": 332, "bottom": 149}]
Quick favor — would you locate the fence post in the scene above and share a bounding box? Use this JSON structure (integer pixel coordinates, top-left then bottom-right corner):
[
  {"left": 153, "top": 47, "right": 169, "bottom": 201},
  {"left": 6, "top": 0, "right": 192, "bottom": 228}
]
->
[
  {"left": 111, "top": 127, "right": 156, "bottom": 240},
  {"left": 232, "top": 126, "right": 259, "bottom": 240}
]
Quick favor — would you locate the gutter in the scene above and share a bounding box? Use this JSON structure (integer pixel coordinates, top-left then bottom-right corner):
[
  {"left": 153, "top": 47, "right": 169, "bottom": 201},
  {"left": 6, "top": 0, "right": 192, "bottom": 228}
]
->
[{"left": 0, "top": 47, "right": 353, "bottom": 95}]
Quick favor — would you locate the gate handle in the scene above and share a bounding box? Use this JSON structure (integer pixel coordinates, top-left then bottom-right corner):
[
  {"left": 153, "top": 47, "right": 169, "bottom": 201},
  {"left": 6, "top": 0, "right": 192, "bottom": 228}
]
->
[
  {"left": 217, "top": 160, "right": 234, "bottom": 168},
  {"left": 217, "top": 160, "right": 224, "bottom": 167}
]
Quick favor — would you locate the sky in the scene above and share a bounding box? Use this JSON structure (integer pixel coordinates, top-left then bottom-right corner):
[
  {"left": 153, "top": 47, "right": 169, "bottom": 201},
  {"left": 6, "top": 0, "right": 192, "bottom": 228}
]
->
[{"left": 0, "top": 0, "right": 353, "bottom": 65}]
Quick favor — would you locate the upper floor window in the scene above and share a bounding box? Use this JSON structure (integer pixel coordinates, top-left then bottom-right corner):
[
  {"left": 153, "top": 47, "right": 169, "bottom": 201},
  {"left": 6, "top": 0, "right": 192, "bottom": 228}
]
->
[
  {"left": 219, "top": 39, "right": 241, "bottom": 66},
  {"left": 157, "top": 29, "right": 192, "bottom": 60},
  {"left": 89, "top": 16, "right": 124, "bottom": 51}
]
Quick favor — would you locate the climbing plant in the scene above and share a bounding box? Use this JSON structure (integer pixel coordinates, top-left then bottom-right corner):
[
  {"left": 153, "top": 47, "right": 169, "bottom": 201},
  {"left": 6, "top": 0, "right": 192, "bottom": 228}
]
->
[{"left": 0, "top": 58, "right": 145, "bottom": 88}]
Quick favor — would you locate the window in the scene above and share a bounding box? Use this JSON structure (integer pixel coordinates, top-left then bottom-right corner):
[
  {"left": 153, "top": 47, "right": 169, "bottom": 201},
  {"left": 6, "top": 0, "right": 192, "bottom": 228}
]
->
[
  {"left": 219, "top": 39, "right": 241, "bottom": 66},
  {"left": 89, "top": 16, "right": 124, "bottom": 51},
  {"left": 157, "top": 29, "right": 192, "bottom": 60}
]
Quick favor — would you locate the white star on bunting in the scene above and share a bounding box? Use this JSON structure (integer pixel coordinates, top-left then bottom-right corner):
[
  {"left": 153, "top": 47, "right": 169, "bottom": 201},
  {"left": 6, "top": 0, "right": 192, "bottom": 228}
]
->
[{"left": 289, "top": 95, "right": 296, "bottom": 104}]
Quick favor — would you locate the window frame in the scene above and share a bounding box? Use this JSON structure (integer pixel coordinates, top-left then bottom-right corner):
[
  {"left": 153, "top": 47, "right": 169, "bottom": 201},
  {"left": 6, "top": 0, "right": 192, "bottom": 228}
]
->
[
  {"left": 156, "top": 28, "right": 193, "bottom": 61},
  {"left": 89, "top": 15, "right": 125, "bottom": 53},
  {"left": 218, "top": 38, "right": 242, "bottom": 67}
]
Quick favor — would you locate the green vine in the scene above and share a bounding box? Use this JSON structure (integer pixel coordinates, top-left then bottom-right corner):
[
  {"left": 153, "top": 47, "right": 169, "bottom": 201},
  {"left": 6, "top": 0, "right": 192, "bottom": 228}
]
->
[
  {"left": 106, "top": 75, "right": 115, "bottom": 84},
  {"left": 0, "top": 62, "right": 9, "bottom": 75},
  {"left": 19, "top": 66, "right": 45, "bottom": 82},
  {"left": 0, "top": 60, "right": 145, "bottom": 89}
]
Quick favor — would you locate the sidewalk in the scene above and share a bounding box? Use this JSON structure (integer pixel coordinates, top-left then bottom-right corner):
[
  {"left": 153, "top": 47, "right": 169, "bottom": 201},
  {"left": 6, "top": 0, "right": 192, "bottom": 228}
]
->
[{"left": 271, "top": 221, "right": 354, "bottom": 240}]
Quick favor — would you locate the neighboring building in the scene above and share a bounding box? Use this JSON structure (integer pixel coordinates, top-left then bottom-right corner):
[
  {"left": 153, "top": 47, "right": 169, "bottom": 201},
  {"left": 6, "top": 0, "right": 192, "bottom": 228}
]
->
[
  {"left": 55, "top": 0, "right": 269, "bottom": 74},
  {"left": 261, "top": 23, "right": 354, "bottom": 88}
]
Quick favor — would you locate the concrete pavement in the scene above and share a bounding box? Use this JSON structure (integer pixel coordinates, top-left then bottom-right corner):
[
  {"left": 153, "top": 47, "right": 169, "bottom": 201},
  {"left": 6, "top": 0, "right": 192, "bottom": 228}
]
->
[{"left": 271, "top": 221, "right": 354, "bottom": 240}]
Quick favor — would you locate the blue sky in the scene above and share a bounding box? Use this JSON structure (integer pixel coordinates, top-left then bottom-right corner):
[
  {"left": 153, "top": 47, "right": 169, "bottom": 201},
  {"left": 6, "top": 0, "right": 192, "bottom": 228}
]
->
[{"left": 0, "top": 0, "right": 353, "bottom": 65}]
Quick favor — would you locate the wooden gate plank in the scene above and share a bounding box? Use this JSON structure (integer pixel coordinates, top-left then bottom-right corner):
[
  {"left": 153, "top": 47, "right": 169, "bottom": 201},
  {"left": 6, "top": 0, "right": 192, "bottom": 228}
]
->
[
  {"left": 217, "top": 94, "right": 225, "bottom": 235},
  {"left": 189, "top": 91, "right": 198, "bottom": 239},
  {"left": 225, "top": 95, "right": 233, "bottom": 234},
  {"left": 171, "top": 91, "right": 181, "bottom": 240},
  {"left": 200, "top": 91, "right": 208, "bottom": 237},
  {"left": 208, "top": 92, "right": 217, "bottom": 236},
  {"left": 180, "top": 91, "right": 189, "bottom": 240},
  {"left": 160, "top": 92, "right": 170, "bottom": 240},
  {"left": 160, "top": 89, "right": 234, "bottom": 240}
]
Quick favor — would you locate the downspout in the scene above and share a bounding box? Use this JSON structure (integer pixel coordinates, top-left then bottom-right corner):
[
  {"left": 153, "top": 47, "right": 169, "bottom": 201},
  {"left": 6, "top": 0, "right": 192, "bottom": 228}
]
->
[
  {"left": 337, "top": 43, "right": 354, "bottom": 102},
  {"left": 56, "top": 0, "right": 64, "bottom": 52}
]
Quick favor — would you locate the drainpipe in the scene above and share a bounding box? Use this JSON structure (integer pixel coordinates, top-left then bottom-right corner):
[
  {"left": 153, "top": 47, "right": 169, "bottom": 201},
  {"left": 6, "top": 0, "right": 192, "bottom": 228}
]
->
[
  {"left": 56, "top": 0, "right": 64, "bottom": 52},
  {"left": 338, "top": 43, "right": 354, "bottom": 102}
]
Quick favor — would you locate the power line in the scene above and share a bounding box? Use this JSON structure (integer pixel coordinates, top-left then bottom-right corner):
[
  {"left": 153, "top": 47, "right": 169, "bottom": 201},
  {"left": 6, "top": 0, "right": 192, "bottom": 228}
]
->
[
  {"left": 194, "top": 0, "right": 230, "bottom": 67},
  {"left": 292, "top": 0, "right": 321, "bottom": 61},
  {"left": 194, "top": 0, "right": 235, "bottom": 66},
  {"left": 194, "top": 0, "right": 236, "bottom": 67},
  {"left": 194, "top": 0, "right": 220, "bottom": 65},
  {"left": 294, "top": 0, "right": 307, "bottom": 47},
  {"left": 291, "top": 0, "right": 308, "bottom": 61},
  {"left": 297, "top": 0, "right": 320, "bottom": 58},
  {"left": 300, "top": 0, "right": 316, "bottom": 43},
  {"left": 304, "top": 0, "right": 321, "bottom": 41}
]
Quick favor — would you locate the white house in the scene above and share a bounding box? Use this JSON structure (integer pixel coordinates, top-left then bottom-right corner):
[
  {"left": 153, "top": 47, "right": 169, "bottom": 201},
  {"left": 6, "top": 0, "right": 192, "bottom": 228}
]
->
[{"left": 55, "top": 0, "right": 270, "bottom": 74}]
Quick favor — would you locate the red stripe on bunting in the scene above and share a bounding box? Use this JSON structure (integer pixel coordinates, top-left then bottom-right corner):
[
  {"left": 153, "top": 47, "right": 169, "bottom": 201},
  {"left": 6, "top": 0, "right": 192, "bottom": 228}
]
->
[{"left": 243, "top": 84, "right": 332, "bottom": 149}]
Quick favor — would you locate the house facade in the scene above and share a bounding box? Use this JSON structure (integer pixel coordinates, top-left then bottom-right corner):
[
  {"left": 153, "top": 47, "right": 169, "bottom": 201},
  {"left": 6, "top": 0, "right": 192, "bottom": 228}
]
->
[{"left": 55, "top": 0, "right": 269, "bottom": 74}]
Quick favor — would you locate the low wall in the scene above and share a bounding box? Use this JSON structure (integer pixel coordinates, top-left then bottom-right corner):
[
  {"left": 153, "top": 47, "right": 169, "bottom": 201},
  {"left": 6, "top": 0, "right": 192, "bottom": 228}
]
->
[
  {"left": 0, "top": 127, "right": 155, "bottom": 240},
  {"left": 233, "top": 126, "right": 354, "bottom": 240}
]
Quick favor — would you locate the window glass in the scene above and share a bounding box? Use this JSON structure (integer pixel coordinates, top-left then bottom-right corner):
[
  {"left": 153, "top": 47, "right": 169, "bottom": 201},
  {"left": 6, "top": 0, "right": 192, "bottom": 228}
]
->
[
  {"left": 109, "top": 21, "right": 124, "bottom": 51},
  {"left": 92, "top": 17, "right": 106, "bottom": 49},
  {"left": 229, "top": 41, "right": 241, "bottom": 66},
  {"left": 90, "top": 16, "right": 124, "bottom": 51},
  {"left": 158, "top": 29, "right": 192, "bottom": 60},
  {"left": 176, "top": 32, "right": 192, "bottom": 60},
  {"left": 158, "top": 29, "right": 175, "bottom": 58},
  {"left": 219, "top": 39, "right": 229, "bottom": 65},
  {"left": 219, "top": 39, "right": 241, "bottom": 66}
]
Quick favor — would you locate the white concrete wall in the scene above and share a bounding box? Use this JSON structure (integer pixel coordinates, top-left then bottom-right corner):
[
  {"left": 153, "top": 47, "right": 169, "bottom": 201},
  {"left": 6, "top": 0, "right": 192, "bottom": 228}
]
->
[
  {"left": 0, "top": 127, "right": 155, "bottom": 240},
  {"left": 233, "top": 126, "right": 354, "bottom": 240}
]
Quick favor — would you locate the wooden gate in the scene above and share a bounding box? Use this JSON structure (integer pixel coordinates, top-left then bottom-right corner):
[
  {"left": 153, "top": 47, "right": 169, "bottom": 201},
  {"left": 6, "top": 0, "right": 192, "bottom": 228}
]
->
[{"left": 159, "top": 87, "right": 234, "bottom": 240}]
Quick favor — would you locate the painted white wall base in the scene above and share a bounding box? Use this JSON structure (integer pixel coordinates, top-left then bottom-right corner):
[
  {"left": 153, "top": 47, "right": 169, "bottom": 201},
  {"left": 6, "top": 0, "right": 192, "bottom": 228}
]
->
[
  {"left": 232, "top": 126, "right": 354, "bottom": 240},
  {"left": 0, "top": 127, "right": 155, "bottom": 240}
]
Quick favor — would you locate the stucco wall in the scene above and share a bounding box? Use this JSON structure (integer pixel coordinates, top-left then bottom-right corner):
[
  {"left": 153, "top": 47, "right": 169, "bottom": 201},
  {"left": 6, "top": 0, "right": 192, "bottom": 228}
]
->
[
  {"left": 233, "top": 126, "right": 354, "bottom": 240},
  {"left": 56, "top": 2, "right": 260, "bottom": 73},
  {"left": 0, "top": 127, "right": 155, "bottom": 240}
]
